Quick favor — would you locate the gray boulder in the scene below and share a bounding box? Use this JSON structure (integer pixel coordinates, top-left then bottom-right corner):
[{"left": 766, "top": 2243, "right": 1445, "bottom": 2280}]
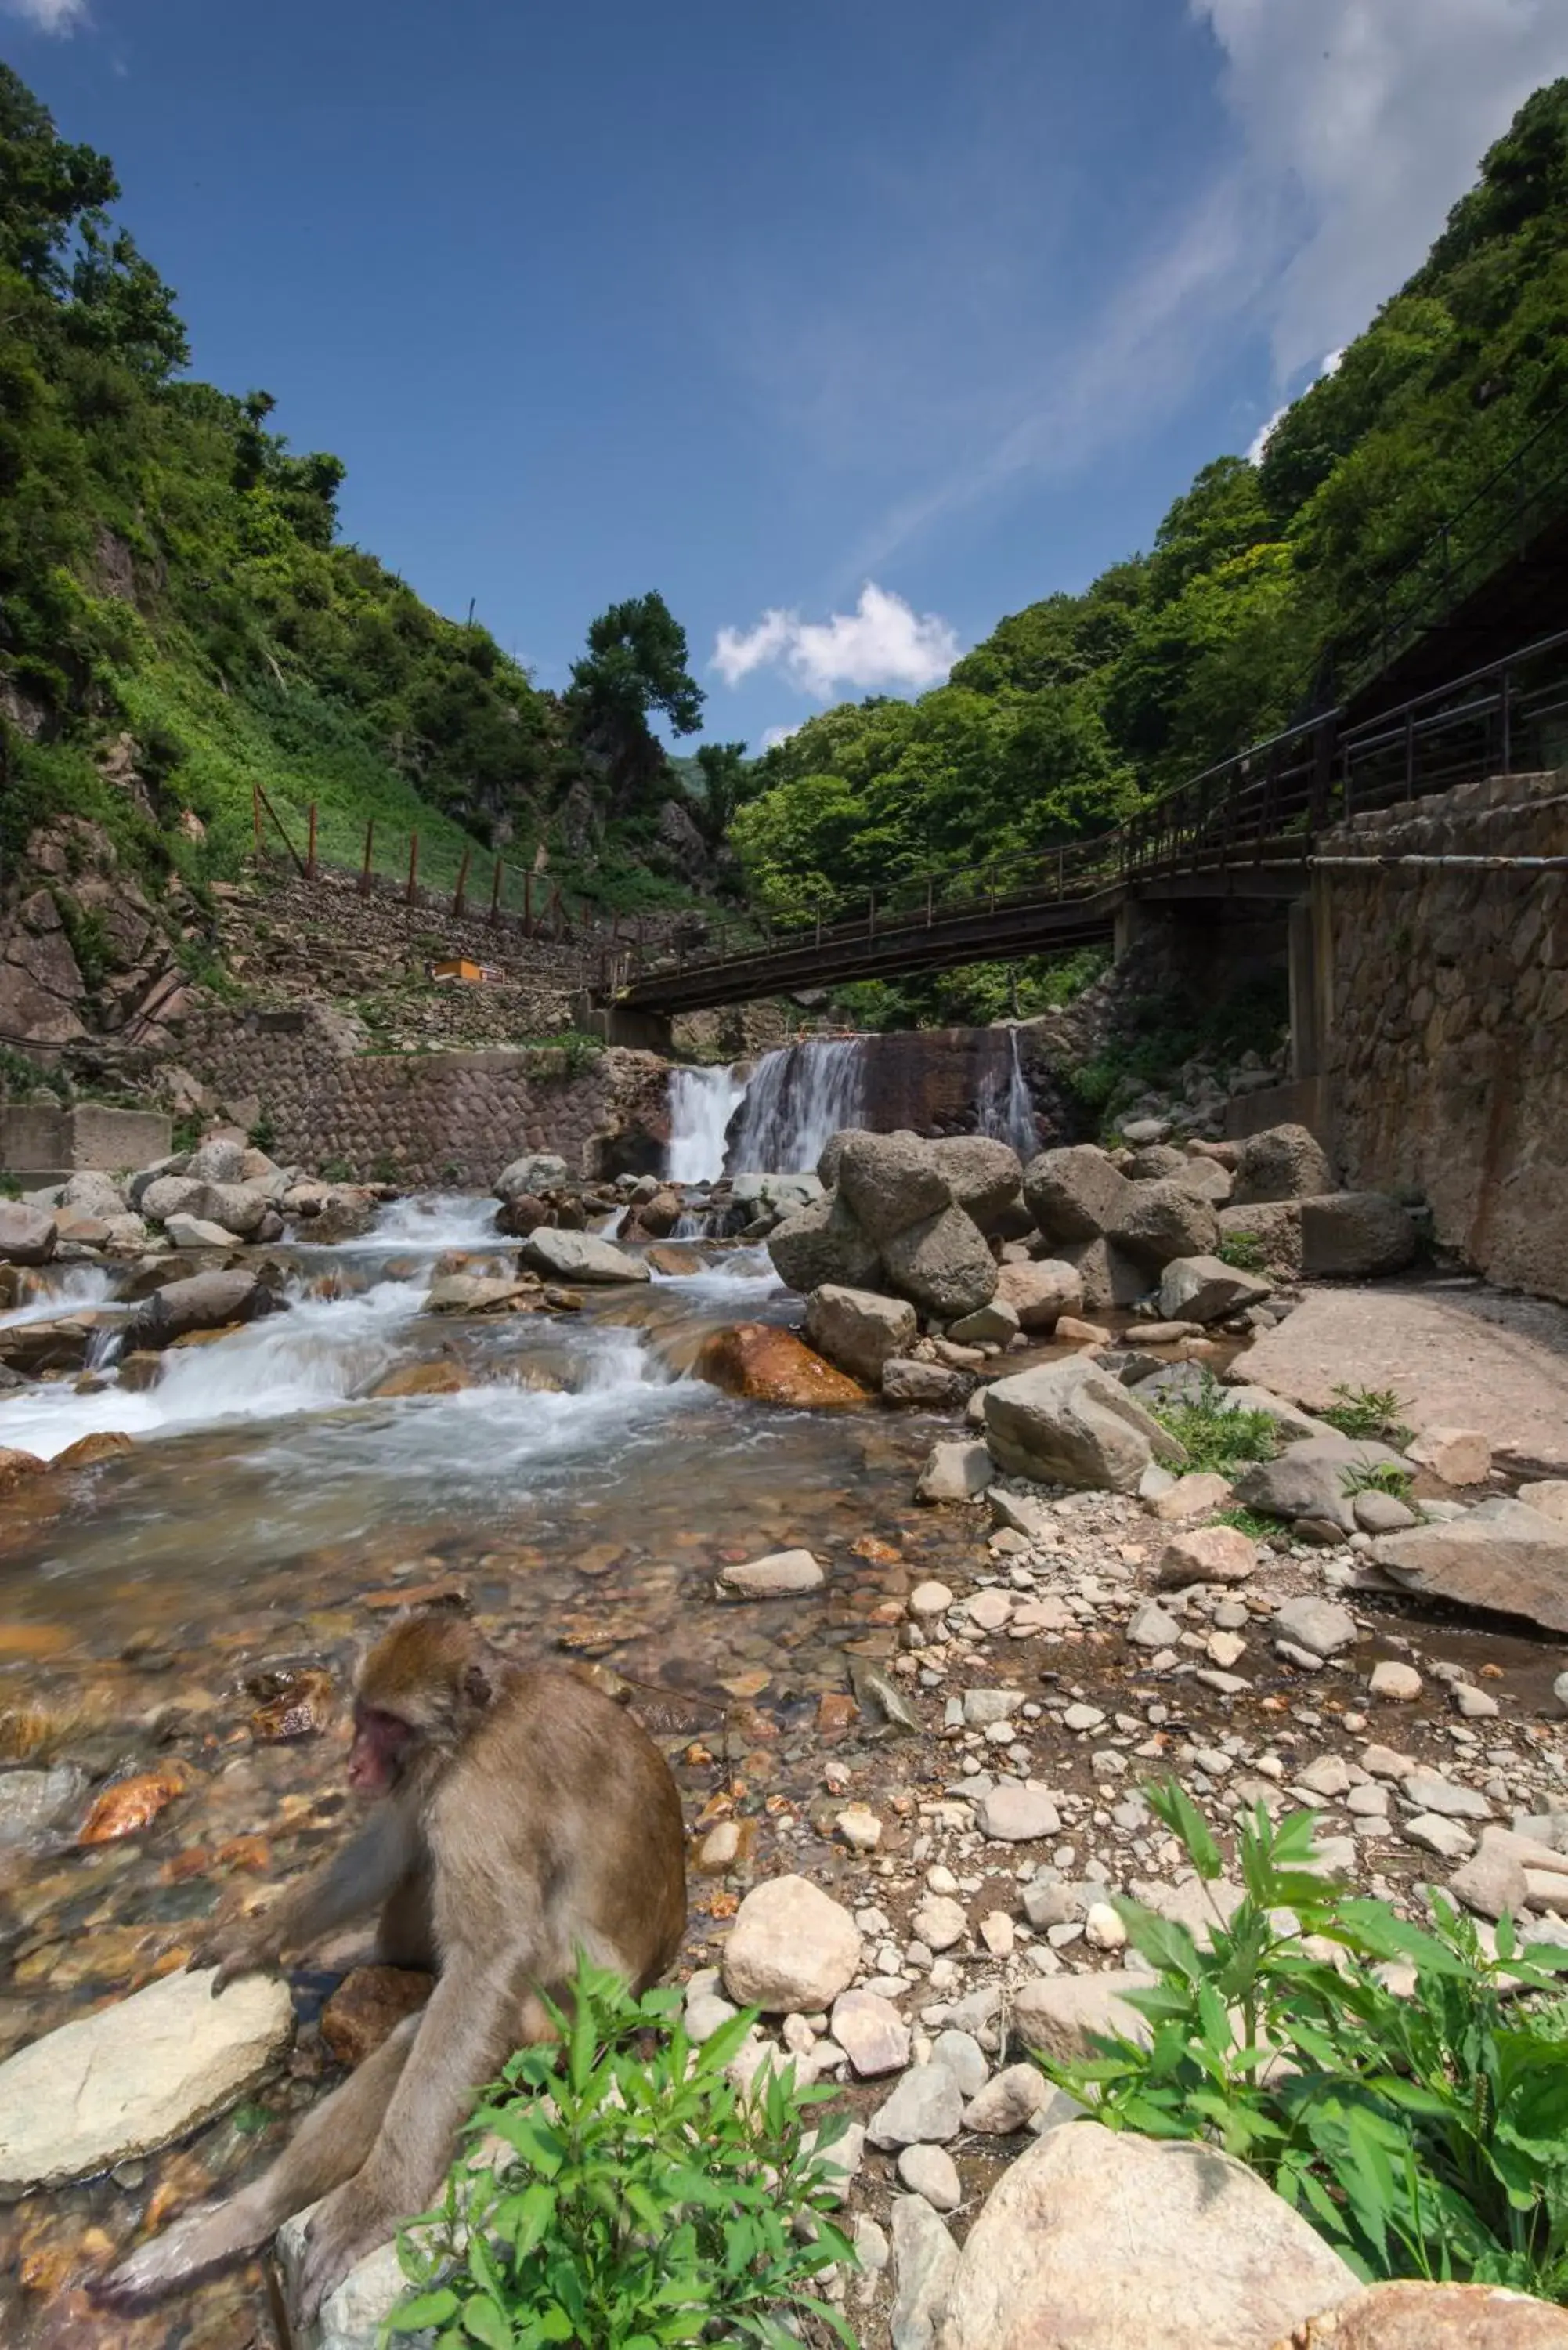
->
[
  {"left": 1157, "top": 1253, "right": 1272, "bottom": 1325},
  {"left": 994, "top": 1257, "right": 1083, "bottom": 1330},
  {"left": 59, "top": 1170, "right": 128, "bottom": 1218},
  {"left": 1058, "top": 1235, "right": 1147, "bottom": 1311},
  {"left": 165, "top": 1213, "right": 244, "bottom": 1249},
  {"left": 804, "top": 1285, "right": 917, "bottom": 1384},
  {"left": 767, "top": 1196, "right": 882, "bottom": 1296},
  {"left": 1231, "top": 1122, "right": 1335, "bottom": 1206},
  {"left": 984, "top": 1357, "right": 1184, "bottom": 1492},
  {"left": 883, "top": 1358, "right": 970, "bottom": 1407},
  {"left": 140, "top": 1176, "right": 271, "bottom": 1238},
  {"left": 1108, "top": 1180, "right": 1219, "bottom": 1269},
  {"left": 185, "top": 1137, "right": 250, "bottom": 1184},
  {"left": 881, "top": 1206, "right": 998, "bottom": 1319},
  {"left": 1023, "top": 1145, "right": 1133, "bottom": 1244},
  {"left": 0, "top": 1202, "right": 57, "bottom": 1266},
  {"left": 1216, "top": 1199, "right": 1303, "bottom": 1276},
  {"left": 123, "top": 1267, "right": 284, "bottom": 1349},
  {"left": 495, "top": 1152, "right": 570, "bottom": 1202},
  {"left": 518, "top": 1229, "right": 650, "bottom": 1285},
  {"left": 1234, "top": 1434, "right": 1407, "bottom": 1534},
  {"left": 836, "top": 1131, "right": 952, "bottom": 1243},
  {"left": 1371, "top": 1499, "right": 1568, "bottom": 1636},
  {"left": 127, "top": 1154, "right": 190, "bottom": 1208},
  {"left": 1300, "top": 1191, "right": 1418, "bottom": 1278},
  {"left": 927, "top": 1137, "right": 1024, "bottom": 1231}
]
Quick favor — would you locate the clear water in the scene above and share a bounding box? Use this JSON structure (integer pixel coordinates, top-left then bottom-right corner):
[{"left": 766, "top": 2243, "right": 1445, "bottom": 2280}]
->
[
  {"left": 727, "top": 1038, "right": 866, "bottom": 1173},
  {"left": 666, "top": 1064, "right": 752, "bottom": 1184}
]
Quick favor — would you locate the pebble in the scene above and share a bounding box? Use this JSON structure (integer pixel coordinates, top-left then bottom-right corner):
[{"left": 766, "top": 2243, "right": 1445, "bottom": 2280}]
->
[
  {"left": 1452, "top": 1683, "right": 1500, "bottom": 1720},
  {"left": 868, "top": 2062, "right": 965, "bottom": 2149},
  {"left": 832, "top": 1990, "right": 911, "bottom": 2079},
  {"left": 1401, "top": 1770, "right": 1491, "bottom": 1820},
  {"left": 963, "top": 2060, "right": 1050, "bottom": 2133},
  {"left": 912, "top": 1896, "right": 967, "bottom": 1952},
  {"left": 978, "top": 1911, "right": 1015, "bottom": 1958},
  {"left": 930, "top": 2030, "right": 989, "bottom": 2099},
  {"left": 1402, "top": 1812, "right": 1476, "bottom": 1862},
  {"left": 966, "top": 1589, "right": 1013, "bottom": 1631},
  {"left": 910, "top": 1582, "right": 956, "bottom": 1618},
  {"left": 1128, "top": 1602, "right": 1182, "bottom": 1649},
  {"left": 963, "top": 1689, "right": 1025, "bottom": 1727},
  {"left": 1084, "top": 1902, "right": 1127, "bottom": 1950},
  {"left": 896, "top": 2142, "right": 962, "bottom": 2211},
  {"left": 836, "top": 1804, "right": 883, "bottom": 1852},
  {"left": 975, "top": 1782, "right": 1062, "bottom": 1842},
  {"left": 1272, "top": 1596, "right": 1358, "bottom": 1658},
  {"left": 1368, "top": 1660, "right": 1422, "bottom": 1701}
]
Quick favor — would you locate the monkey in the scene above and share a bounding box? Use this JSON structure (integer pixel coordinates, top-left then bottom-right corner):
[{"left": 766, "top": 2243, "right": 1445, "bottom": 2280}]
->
[{"left": 101, "top": 1605, "right": 688, "bottom": 2326}]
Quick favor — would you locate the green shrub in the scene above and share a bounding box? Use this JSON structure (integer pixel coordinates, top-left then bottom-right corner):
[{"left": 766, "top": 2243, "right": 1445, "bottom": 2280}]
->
[
  {"left": 1035, "top": 1782, "right": 1568, "bottom": 2298},
  {"left": 1342, "top": 1460, "right": 1416, "bottom": 1502},
  {"left": 1321, "top": 1384, "right": 1414, "bottom": 1448},
  {"left": 1217, "top": 1230, "right": 1268, "bottom": 1273},
  {"left": 1214, "top": 1504, "right": 1281, "bottom": 1540},
  {"left": 385, "top": 1961, "right": 858, "bottom": 2348},
  {"left": 1148, "top": 1372, "right": 1280, "bottom": 1474}
]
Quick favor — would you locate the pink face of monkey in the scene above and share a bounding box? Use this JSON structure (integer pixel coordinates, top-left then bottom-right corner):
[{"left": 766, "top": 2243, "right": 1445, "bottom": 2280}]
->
[{"left": 347, "top": 1705, "right": 417, "bottom": 1795}]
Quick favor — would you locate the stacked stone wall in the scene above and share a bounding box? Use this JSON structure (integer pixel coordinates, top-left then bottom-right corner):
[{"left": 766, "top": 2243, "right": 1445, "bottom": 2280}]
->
[{"left": 1320, "top": 766, "right": 1568, "bottom": 1300}]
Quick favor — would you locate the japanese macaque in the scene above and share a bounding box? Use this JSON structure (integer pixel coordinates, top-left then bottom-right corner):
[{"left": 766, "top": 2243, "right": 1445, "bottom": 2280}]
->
[{"left": 103, "top": 1607, "right": 688, "bottom": 2324}]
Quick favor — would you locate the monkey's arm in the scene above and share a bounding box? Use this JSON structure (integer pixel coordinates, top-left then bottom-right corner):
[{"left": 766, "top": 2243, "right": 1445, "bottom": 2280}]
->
[{"left": 195, "top": 1806, "right": 419, "bottom": 1990}]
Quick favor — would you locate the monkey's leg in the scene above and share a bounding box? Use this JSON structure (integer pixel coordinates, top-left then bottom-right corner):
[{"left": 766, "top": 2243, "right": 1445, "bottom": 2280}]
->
[
  {"left": 376, "top": 1866, "right": 436, "bottom": 1970},
  {"left": 100, "top": 2016, "right": 421, "bottom": 2307}
]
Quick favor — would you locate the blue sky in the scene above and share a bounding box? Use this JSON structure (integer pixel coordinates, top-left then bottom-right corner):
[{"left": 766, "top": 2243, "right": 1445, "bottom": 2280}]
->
[{"left": 8, "top": 0, "right": 1568, "bottom": 751}]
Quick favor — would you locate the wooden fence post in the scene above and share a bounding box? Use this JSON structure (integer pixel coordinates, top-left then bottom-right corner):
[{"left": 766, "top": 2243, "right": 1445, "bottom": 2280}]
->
[
  {"left": 406, "top": 832, "right": 420, "bottom": 906},
  {"left": 490, "top": 857, "right": 504, "bottom": 926},
  {"left": 359, "top": 819, "right": 374, "bottom": 897},
  {"left": 453, "top": 844, "right": 471, "bottom": 920},
  {"left": 522, "top": 871, "right": 533, "bottom": 938},
  {"left": 252, "top": 783, "right": 263, "bottom": 861},
  {"left": 305, "top": 801, "right": 318, "bottom": 880}
]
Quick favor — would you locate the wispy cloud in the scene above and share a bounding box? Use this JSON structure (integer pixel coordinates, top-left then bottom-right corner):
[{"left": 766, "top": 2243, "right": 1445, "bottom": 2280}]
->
[
  {"left": 1246, "top": 346, "right": 1344, "bottom": 463},
  {"left": 714, "top": 584, "right": 960, "bottom": 700},
  {"left": 2, "top": 0, "right": 91, "bottom": 31},
  {"left": 757, "top": 721, "right": 804, "bottom": 752}
]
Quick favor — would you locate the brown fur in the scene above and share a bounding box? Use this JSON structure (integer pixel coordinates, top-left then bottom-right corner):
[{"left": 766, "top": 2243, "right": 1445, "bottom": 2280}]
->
[{"left": 101, "top": 1611, "right": 687, "bottom": 2325}]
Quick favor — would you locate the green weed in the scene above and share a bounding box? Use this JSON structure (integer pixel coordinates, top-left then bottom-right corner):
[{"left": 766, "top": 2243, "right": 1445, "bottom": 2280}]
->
[
  {"left": 1342, "top": 1460, "right": 1416, "bottom": 1502},
  {"left": 1322, "top": 1385, "right": 1414, "bottom": 1448},
  {"left": 1149, "top": 1372, "right": 1280, "bottom": 1475},
  {"left": 1217, "top": 1230, "right": 1268, "bottom": 1273}
]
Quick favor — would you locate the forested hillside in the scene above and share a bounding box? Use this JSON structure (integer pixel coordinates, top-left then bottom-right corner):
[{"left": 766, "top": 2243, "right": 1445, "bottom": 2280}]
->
[
  {"left": 732, "top": 78, "right": 1568, "bottom": 1019},
  {"left": 0, "top": 66, "right": 718, "bottom": 919}
]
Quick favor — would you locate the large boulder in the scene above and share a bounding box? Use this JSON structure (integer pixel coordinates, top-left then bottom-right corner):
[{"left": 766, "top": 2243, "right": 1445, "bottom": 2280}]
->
[
  {"left": 495, "top": 1152, "right": 570, "bottom": 1202},
  {"left": 995, "top": 1257, "right": 1083, "bottom": 1332},
  {"left": 1217, "top": 1200, "right": 1303, "bottom": 1276},
  {"left": 927, "top": 1137, "right": 1024, "bottom": 1231},
  {"left": 936, "top": 2121, "right": 1358, "bottom": 2350},
  {"left": 804, "top": 1285, "right": 917, "bottom": 1383},
  {"left": 59, "top": 1170, "right": 128, "bottom": 1218},
  {"left": 140, "top": 1176, "right": 273, "bottom": 1238},
  {"left": 0, "top": 1966, "right": 294, "bottom": 2193},
  {"left": 1232, "top": 1123, "right": 1335, "bottom": 1206},
  {"left": 835, "top": 1131, "right": 952, "bottom": 1243},
  {"left": 1108, "top": 1179, "right": 1219, "bottom": 1270},
  {"left": 185, "top": 1137, "right": 249, "bottom": 1184},
  {"left": 1234, "top": 1434, "right": 1407, "bottom": 1535},
  {"left": 517, "top": 1229, "right": 650, "bottom": 1284},
  {"left": 1023, "top": 1145, "right": 1133, "bottom": 1245},
  {"left": 721, "top": 1875, "right": 861, "bottom": 2012},
  {"left": 984, "top": 1357, "right": 1184, "bottom": 1491},
  {"left": 1370, "top": 1499, "right": 1568, "bottom": 1636},
  {"left": 0, "top": 1202, "right": 57, "bottom": 1266},
  {"left": 881, "top": 1206, "right": 998, "bottom": 1320},
  {"left": 1158, "top": 1253, "right": 1273, "bottom": 1324},
  {"left": 122, "top": 1267, "right": 284, "bottom": 1350},
  {"left": 767, "top": 1196, "right": 882, "bottom": 1296},
  {"left": 1299, "top": 1192, "right": 1418, "bottom": 1278},
  {"left": 1059, "top": 1235, "right": 1147, "bottom": 1311},
  {"left": 693, "top": 1323, "right": 865, "bottom": 1408},
  {"left": 1276, "top": 2281, "right": 1568, "bottom": 2349}
]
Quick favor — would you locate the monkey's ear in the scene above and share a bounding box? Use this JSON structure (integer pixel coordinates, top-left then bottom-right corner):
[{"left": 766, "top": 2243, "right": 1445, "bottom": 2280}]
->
[{"left": 462, "top": 1661, "right": 493, "bottom": 1709}]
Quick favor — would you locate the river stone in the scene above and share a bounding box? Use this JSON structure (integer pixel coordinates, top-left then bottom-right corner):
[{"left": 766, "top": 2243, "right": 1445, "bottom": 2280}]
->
[
  {"left": 1369, "top": 1500, "right": 1568, "bottom": 1635},
  {"left": 1299, "top": 1191, "right": 1418, "bottom": 1278},
  {"left": 517, "top": 1228, "right": 649, "bottom": 1284},
  {"left": 1059, "top": 1234, "right": 1147, "bottom": 1311},
  {"left": 938, "top": 2120, "right": 1357, "bottom": 2350},
  {"left": 883, "top": 1358, "right": 970, "bottom": 1407},
  {"left": 1520, "top": 1482, "right": 1568, "bottom": 1528},
  {"left": 165, "top": 1212, "right": 244, "bottom": 1249},
  {"left": 0, "top": 1762, "right": 89, "bottom": 1846},
  {"left": 984, "top": 1357, "right": 1183, "bottom": 1492},
  {"left": 974, "top": 1781, "right": 1061, "bottom": 1842},
  {"left": 1108, "top": 1180, "right": 1219, "bottom": 1270},
  {"left": 948, "top": 1297, "right": 1020, "bottom": 1345},
  {"left": 804, "top": 1283, "right": 917, "bottom": 1383},
  {"left": 425, "top": 1274, "right": 533, "bottom": 1313},
  {"left": 1158, "top": 1253, "right": 1273, "bottom": 1324},
  {"left": 767, "top": 1195, "right": 882, "bottom": 1295},
  {"left": 963, "top": 2062, "right": 1048, "bottom": 2133},
  {"left": 1354, "top": 1491, "right": 1418, "bottom": 1533},
  {"left": 833, "top": 1989, "right": 911, "bottom": 2077},
  {"left": 60, "top": 1170, "right": 128, "bottom": 1218},
  {"left": 930, "top": 2029, "right": 989, "bottom": 2099},
  {"left": 928, "top": 1136, "right": 1024, "bottom": 1230},
  {"left": 695, "top": 1323, "right": 865, "bottom": 1408},
  {"left": 1012, "top": 1972, "right": 1148, "bottom": 2062},
  {"left": 869, "top": 2062, "right": 965, "bottom": 2149},
  {"left": 495, "top": 1152, "right": 569, "bottom": 1201},
  {"left": 993, "top": 1256, "right": 1083, "bottom": 1331},
  {"left": 1447, "top": 1842, "right": 1530, "bottom": 1922},
  {"left": 1158, "top": 1526, "right": 1259, "bottom": 1587},
  {"left": 836, "top": 1131, "right": 953, "bottom": 1242},
  {"left": 881, "top": 1205, "right": 998, "bottom": 1319},
  {"left": 1148, "top": 1469, "right": 1236, "bottom": 1521},
  {"left": 186, "top": 1137, "right": 249, "bottom": 1184},
  {"left": 891, "top": 2193, "right": 958, "bottom": 2350},
  {"left": 122, "top": 1267, "right": 282, "bottom": 1349},
  {"left": 1273, "top": 1596, "right": 1358, "bottom": 1658},
  {"left": 721, "top": 1875, "right": 861, "bottom": 2011},
  {"left": 1278, "top": 2280, "right": 1568, "bottom": 2349},
  {"left": 276, "top": 2203, "right": 410, "bottom": 2350},
  {"left": 1401, "top": 1769, "right": 1491, "bottom": 1820},
  {"left": 720, "top": 1549, "right": 824, "bottom": 1597},
  {"left": 1217, "top": 1198, "right": 1305, "bottom": 1276},
  {"left": 0, "top": 1965, "right": 293, "bottom": 2193},
  {"left": 916, "top": 1439, "right": 994, "bottom": 1504},
  {"left": 1023, "top": 1144, "right": 1133, "bottom": 1244},
  {"left": 1234, "top": 1434, "right": 1407, "bottom": 1532},
  {"left": 1231, "top": 1123, "right": 1335, "bottom": 1206}
]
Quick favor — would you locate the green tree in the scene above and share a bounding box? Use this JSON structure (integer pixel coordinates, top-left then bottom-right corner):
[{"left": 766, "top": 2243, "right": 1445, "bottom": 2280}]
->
[
  {"left": 0, "top": 63, "right": 116, "bottom": 290},
  {"left": 566, "top": 591, "right": 704, "bottom": 808}
]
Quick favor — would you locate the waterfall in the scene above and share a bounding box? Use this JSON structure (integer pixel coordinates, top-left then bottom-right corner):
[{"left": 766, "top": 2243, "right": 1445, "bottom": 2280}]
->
[
  {"left": 977, "top": 1029, "right": 1038, "bottom": 1162},
  {"left": 667, "top": 1065, "right": 752, "bottom": 1184},
  {"left": 728, "top": 1038, "right": 866, "bottom": 1174}
]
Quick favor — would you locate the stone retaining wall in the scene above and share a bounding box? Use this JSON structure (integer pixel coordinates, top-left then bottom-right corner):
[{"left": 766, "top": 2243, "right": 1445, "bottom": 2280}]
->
[
  {"left": 179, "top": 1006, "right": 670, "bottom": 1185},
  {"left": 1317, "top": 767, "right": 1568, "bottom": 1300}
]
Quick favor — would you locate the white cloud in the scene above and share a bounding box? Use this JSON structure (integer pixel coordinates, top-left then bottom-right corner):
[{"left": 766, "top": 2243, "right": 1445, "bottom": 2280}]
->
[
  {"left": 713, "top": 583, "right": 961, "bottom": 700},
  {"left": 758, "top": 722, "right": 803, "bottom": 752},
  {"left": 1246, "top": 346, "right": 1344, "bottom": 463},
  {"left": 2, "top": 0, "right": 90, "bottom": 30}
]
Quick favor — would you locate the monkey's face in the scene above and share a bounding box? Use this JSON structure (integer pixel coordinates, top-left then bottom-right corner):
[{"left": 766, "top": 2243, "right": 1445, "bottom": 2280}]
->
[{"left": 347, "top": 1705, "right": 417, "bottom": 1796}]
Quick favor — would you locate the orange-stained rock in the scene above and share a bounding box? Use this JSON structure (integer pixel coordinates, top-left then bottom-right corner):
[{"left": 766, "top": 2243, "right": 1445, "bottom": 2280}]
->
[
  {"left": 247, "top": 1666, "right": 335, "bottom": 1741},
  {"left": 52, "top": 1432, "right": 135, "bottom": 1471},
  {"left": 77, "top": 1765, "right": 190, "bottom": 1845},
  {"left": 645, "top": 1244, "right": 704, "bottom": 1276},
  {"left": 0, "top": 1447, "right": 46, "bottom": 1495},
  {"left": 371, "top": 1360, "right": 469, "bottom": 1398},
  {"left": 320, "top": 1965, "right": 435, "bottom": 2066},
  {"left": 1274, "top": 2281, "right": 1568, "bottom": 2349},
  {"left": 0, "top": 1621, "right": 72, "bottom": 1658},
  {"left": 692, "top": 1322, "right": 866, "bottom": 1408}
]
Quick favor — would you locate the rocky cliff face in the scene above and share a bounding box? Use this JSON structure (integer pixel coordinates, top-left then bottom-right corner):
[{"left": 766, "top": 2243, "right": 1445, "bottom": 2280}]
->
[{"left": 0, "top": 822, "right": 193, "bottom": 1057}]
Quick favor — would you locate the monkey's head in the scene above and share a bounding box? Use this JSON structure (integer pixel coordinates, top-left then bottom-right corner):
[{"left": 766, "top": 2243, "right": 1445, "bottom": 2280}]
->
[{"left": 347, "top": 1606, "right": 496, "bottom": 1795}]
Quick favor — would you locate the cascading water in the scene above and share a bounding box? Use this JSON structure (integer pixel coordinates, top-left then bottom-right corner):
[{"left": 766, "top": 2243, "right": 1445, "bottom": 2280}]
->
[
  {"left": 977, "top": 1029, "right": 1039, "bottom": 1162},
  {"left": 727, "top": 1038, "right": 866, "bottom": 1173},
  {"left": 667, "top": 1065, "right": 752, "bottom": 1184}
]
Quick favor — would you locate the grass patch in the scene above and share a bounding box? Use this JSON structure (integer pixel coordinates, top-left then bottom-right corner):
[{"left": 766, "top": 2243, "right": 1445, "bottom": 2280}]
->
[
  {"left": 1342, "top": 1460, "right": 1416, "bottom": 1502},
  {"left": 1217, "top": 1230, "right": 1268, "bottom": 1273},
  {"left": 1321, "top": 1384, "right": 1414, "bottom": 1448},
  {"left": 1149, "top": 1372, "right": 1280, "bottom": 1475},
  {"left": 1035, "top": 1781, "right": 1568, "bottom": 2300},
  {"left": 1214, "top": 1504, "right": 1283, "bottom": 1540},
  {"left": 387, "top": 1960, "right": 858, "bottom": 2348}
]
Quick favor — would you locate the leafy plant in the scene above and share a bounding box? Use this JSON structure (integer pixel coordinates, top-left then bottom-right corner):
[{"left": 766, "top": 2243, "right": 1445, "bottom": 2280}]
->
[
  {"left": 247, "top": 1108, "right": 277, "bottom": 1154},
  {"left": 1321, "top": 1385, "right": 1415, "bottom": 1448},
  {"left": 320, "top": 1154, "right": 353, "bottom": 1183},
  {"left": 1217, "top": 1229, "right": 1268, "bottom": 1273},
  {"left": 1214, "top": 1504, "right": 1281, "bottom": 1540},
  {"left": 1341, "top": 1460, "right": 1416, "bottom": 1502},
  {"left": 1035, "top": 1781, "right": 1568, "bottom": 2298},
  {"left": 1149, "top": 1371, "right": 1280, "bottom": 1474},
  {"left": 385, "top": 1961, "right": 858, "bottom": 2349}
]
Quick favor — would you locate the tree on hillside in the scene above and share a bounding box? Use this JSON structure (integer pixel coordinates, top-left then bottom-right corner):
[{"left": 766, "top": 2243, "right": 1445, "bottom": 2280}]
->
[
  {"left": 0, "top": 63, "right": 116, "bottom": 289},
  {"left": 565, "top": 591, "right": 704, "bottom": 807},
  {"left": 692, "top": 739, "right": 756, "bottom": 844}
]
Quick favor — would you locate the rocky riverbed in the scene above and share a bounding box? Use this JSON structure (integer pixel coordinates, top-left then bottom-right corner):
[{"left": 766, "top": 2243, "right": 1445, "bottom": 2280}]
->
[{"left": 2, "top": 1124, "right": 1568, "bottom": 2348}]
